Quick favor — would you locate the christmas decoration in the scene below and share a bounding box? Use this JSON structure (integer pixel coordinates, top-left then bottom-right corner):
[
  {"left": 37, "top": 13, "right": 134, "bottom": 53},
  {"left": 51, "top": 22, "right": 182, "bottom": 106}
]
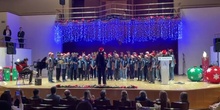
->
[
  {"left": 56, "top": 84, "right": 138, "bottom": 89},
  {"left": 54, "top": 17, "right": 182, "bottom": 44},
  {"left": 204, "top": 66, "right": 220, "bottom": 83},
  {"left": 187, "top": 66, "right": 203, "bottom": 81},
  {"left": 202, "top": 51, "right": 209, "bottom": 74},
  {"left": 3, "top": 68, "right": 10, "bottom": 81},
  {"left": 0, "top": 67, "right": 3, "bottom": 81}
]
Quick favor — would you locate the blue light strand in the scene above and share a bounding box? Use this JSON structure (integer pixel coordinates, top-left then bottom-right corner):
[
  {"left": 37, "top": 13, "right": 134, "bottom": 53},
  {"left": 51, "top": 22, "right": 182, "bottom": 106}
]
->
[
  {"left": 54, "top": 17, "right": 182, "bottom": 44},
  {"left": 54, "top": 24, "right": 62, "bottom": 44}
]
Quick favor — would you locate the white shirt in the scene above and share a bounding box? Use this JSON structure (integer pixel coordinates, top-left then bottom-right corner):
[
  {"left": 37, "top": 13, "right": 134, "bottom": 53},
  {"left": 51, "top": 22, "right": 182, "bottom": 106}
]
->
[
  {"left": 6, "top": 30, "right": 10, "bottom": 36},
  {"left": 12, "top": 104, "right": 23, "bottom": 110}
]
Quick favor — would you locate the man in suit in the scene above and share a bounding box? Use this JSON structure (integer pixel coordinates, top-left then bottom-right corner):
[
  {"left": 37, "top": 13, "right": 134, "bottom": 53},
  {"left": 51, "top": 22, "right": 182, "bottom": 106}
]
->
[
  {"left": 46, "top": 86, "right": 61, "bottom": 104},
  {"left": 96, "top": 47, "right": 106, "bottom": 86},
  {"left": 63, "top": 89, "right": 78, "bottom": 101},
  {"left": 17, "top": 27, "right": 25, "bottom": 48}
]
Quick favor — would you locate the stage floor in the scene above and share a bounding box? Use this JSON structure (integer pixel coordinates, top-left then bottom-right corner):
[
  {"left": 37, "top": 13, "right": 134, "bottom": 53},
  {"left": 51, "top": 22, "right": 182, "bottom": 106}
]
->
[{"left": 0, "top": 75, "right": 219, "bottom": 90}]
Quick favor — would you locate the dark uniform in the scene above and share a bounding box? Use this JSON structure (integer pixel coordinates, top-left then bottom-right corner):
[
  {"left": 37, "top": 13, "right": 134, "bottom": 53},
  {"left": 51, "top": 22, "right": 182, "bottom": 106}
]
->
[
  {"left": 55, "top": 56, "right": 61, "bottom": 82},
  {"left": 47, "top": 54, "right": 55, "bottom": 83},
  {"left": 61, "top": 57, "right": 68, "bottom": 81},
  {"left": 90, "top": 58, "right": 96, "bottom": 79},
  {"left": 70, "top": 55, "right": 78, "bottom": 80},
  {"left": 137, "top": 57, "right": 142, "bottom": 81},
  {"left": 143, "top": 57, "right": 150, "bottom": 81},
  {"left": 85, "top": 58, "right": 91, "bottom": 80},
  {"left": 129, "top": 58, "right": 135, "bottom": 79},
  {"left": 106, "top": 57, "right": 113, "bottom": 80},
  {"left": 114, "top": 58, "right": 121, "bottom": 80},
  {"left": 96, "top": 50, "right": 106, "bottom": 85},
  {"left": 78, "top": 58, "right": 84, "bottom": 80},
  {"left": 150, "top": 56, "right": 156, "bottom": 83},
  {"left": 17, "top": 30, "right": 25, "bottom": 48}
]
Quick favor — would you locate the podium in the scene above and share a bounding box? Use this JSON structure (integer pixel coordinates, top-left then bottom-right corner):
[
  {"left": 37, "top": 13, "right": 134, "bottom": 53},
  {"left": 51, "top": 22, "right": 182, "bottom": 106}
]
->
[{"left": 158, "top": 57, "right": 172, "bottom": 85}]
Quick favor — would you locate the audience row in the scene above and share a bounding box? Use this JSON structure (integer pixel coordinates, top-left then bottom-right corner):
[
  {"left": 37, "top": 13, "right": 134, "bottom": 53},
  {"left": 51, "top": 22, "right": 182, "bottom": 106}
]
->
[{"left": 0, "top": 87, "right": 189, "bottom": 110}]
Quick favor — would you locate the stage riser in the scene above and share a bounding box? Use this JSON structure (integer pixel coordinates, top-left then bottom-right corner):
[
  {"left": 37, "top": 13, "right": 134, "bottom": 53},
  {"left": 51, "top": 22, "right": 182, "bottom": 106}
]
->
[{"left": 4, "top": 87, "right": 218, "bottom": 109}]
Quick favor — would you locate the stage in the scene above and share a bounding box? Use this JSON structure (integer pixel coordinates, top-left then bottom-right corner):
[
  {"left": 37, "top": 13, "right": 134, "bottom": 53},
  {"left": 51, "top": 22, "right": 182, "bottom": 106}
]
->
[{"left": 0, "top": 75, "right": 218, "bottom": 109}]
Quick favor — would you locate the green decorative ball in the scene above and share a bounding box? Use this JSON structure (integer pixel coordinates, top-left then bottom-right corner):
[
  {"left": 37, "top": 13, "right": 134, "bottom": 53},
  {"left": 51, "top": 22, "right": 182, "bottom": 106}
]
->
[{"left": 187, "top": 67, "right": 203, "bottom": 81}]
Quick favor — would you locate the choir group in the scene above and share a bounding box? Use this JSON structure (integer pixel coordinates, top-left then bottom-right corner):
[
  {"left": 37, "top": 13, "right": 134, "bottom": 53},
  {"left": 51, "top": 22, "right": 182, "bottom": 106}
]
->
[{"left": 45, "top": 49, "right": 176, "bottom": 84}]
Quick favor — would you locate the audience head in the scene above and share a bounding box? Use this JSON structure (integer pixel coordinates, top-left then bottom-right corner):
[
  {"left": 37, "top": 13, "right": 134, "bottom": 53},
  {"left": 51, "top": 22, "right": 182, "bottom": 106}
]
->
[
  {"left": 180, "top": 92, "right": 188, "bottom": 103},
  {"left": 0, "top": 93, "right": 11, "bottom": 106},
  {"left": 84, "top": 90, "right": 91, "bottom": 100},
  {"left": 64, "top": 89, "right": 71, "bottom": 97},
  {"left": 3, "top": 90, "right": 10, "bottom": 94},
  {"left": 139, "top": 90, "right": 147, "bottom": 98},
  {"left": 76, "top": 101, "right": 93, "bottom": 110},
  {"left": 0, "top": 100, "right": 11, "bottom": 110},
  {"left": 33, "top": 89, "right": 39, "bottom": 96},
  {"left": 6, "top": 25, "right": 9, "bottom": 30},
  {"left": 51, "top": 86, "right": 57, "bottom": 95},
  {"left": 159, "top": 90, "right": 169, "bottom": 108},
  {"left": 23, "top": 58, "right": 28, "bottom": 63},
  {"left": 100, "top": 90, "right": 106, "bottom": 98},
  {"left": 121, "top": 90, "right": 128, "bottom": 101},
  {"left": 159, "top": 91, "right": 168, "bottom": 102}
]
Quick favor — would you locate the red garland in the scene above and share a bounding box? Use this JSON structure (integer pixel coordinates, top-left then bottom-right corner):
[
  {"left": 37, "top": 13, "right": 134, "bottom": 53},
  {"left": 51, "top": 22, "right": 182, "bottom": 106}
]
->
[{"left": 56, "top": 84, "right": 138, "bottom": 89}]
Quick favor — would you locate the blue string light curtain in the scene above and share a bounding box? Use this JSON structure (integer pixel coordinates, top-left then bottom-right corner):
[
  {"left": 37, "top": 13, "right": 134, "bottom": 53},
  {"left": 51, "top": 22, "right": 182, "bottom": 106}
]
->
[{"left": 54, "top": 17, "right": 182, "bottom": 44}]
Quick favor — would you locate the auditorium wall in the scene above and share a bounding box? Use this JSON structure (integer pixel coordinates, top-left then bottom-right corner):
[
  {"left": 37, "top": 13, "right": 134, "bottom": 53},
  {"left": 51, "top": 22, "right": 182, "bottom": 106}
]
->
[
  {"left": 20, "top": 15, "right": 62, "bottom": 62},
  {"left": 0, "top": 12, "right": 20, "bottom": 47},
  {"left": 178, "top": 7, "right": 220, "bottom": 75},
  {"left": 176, "top": 0, "right": 220, "bottom": 7},
  {"left": 6, "top": 13, "right": 21, "bottom": 42},
  {"left": 0, "top": 12, "right": 62, "bottom": 64},
  {"left": 0, "top": 0, "right": 70, "bottom": 15},
  {"left": 0, "top": 12, "right": 7, "bottom": 43}
]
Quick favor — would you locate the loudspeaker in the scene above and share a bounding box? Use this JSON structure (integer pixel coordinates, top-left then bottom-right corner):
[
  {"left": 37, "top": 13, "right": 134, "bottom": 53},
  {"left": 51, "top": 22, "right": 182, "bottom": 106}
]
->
[
  {"left": 6, "top": 42, "right": 16, "bottom": 54},
  {"left": 59, "top": 0, "right": 65, "bottom": 5},
  {"left": 214, "top": 38, "right": 220, "bottom": 52},
  {"left": 35, "top": 78, "right": 42, "bottom": 85}
]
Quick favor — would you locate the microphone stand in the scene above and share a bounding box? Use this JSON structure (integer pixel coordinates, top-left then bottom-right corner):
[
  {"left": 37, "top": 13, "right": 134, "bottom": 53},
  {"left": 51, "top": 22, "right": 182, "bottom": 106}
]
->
[
  {"left": 217, "top": 52, "right": 219, "bottom": 66},
  {"left": 182, "top": 53, "right": 185, "bottom": 75}
]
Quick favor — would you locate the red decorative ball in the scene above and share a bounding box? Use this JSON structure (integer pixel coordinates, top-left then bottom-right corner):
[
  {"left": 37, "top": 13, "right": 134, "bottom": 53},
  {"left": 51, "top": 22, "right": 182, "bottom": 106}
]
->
[{"left": 204, "top": 66, "right": 220, "bottom": 83}]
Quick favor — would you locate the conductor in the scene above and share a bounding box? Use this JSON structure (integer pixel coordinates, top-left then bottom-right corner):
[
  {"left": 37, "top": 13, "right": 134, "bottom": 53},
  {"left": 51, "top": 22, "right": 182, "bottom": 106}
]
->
[{"left": 96, "top": 47, "right": 106, "bottom": 86}]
